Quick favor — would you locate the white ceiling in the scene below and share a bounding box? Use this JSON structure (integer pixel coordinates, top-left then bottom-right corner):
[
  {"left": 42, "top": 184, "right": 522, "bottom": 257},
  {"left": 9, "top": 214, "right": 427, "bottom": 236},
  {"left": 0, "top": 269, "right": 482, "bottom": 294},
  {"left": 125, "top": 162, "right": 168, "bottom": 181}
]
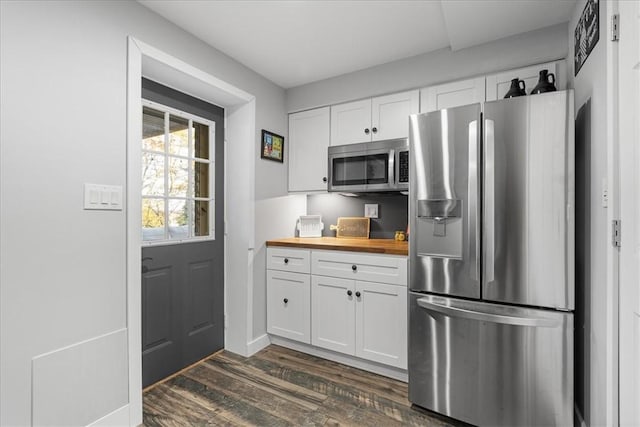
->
[{"left": 138, "top": 0, "right": 576, "bottom": 89}]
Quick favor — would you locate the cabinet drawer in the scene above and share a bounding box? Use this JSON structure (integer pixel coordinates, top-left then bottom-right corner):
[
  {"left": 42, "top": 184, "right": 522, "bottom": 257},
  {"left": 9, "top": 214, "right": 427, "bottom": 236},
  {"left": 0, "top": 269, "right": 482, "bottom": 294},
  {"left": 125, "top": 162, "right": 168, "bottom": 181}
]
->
[
  {"left": 267, "top": 247, "right": 310, "bottom": 274},
  {"left": 312, "top": 250, "right": 407, "bottom": 286},
  {"left": 267, "top": 270, "right": 310, "bottom": 343}
]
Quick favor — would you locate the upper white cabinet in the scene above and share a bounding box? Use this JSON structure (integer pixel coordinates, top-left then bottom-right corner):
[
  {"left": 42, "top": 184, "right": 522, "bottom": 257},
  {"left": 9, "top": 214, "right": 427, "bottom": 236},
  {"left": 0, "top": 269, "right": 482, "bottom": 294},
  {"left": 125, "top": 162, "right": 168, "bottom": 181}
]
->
[
  {"left": 485, "top": 61, "right": 560, "bottom": 101},
  {"left": 331, "top": 90, "right": 419, "bottom": 145},
  {"left": 288, "top": 106, "right": 330, "bottom": 192},
  {"left": 420, "top": 77, "right": 486, "bottom": 113}
]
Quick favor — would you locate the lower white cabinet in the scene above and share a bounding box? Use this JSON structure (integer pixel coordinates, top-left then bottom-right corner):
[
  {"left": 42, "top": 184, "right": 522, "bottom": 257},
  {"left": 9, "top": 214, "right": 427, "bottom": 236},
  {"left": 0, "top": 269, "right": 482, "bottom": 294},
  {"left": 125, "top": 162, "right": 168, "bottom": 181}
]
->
[
  {"left": 267, "top": 247, "right": 408, "bottom": 371},
  {"left": 266, "top": 270, "right": 311, "bottom": 343},
  {"left": 311, "top": 275, "right": 407, "bottom": 369}
]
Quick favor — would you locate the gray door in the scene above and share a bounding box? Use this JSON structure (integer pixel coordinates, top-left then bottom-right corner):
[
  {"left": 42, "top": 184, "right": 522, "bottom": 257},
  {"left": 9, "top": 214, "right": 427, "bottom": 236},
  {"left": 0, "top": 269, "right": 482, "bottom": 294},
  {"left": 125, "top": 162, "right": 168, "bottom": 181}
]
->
[
  {"left": 141, "top": 79, "right": 224, "bottom": 388},
  {"left": 408, "top": 104, "right": 481, "bottom": 298},
  {"left": 483, "top": 92, "right": 574, "bottom": 310}
]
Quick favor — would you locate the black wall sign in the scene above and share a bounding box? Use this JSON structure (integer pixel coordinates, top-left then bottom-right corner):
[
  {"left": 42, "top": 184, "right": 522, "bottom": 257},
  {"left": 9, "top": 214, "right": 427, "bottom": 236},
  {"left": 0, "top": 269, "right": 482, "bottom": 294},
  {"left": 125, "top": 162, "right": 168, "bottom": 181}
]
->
[{"left": 574, "top": 0, "right": 599, "bottom": 76}]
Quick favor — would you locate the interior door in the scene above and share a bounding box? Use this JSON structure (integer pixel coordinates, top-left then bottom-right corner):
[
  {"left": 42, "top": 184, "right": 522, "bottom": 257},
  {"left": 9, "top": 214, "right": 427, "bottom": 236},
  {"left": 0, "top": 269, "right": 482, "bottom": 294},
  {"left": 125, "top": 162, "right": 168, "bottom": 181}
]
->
[{"left": 141, "top": 79, "right": 225, "bottom": 388}]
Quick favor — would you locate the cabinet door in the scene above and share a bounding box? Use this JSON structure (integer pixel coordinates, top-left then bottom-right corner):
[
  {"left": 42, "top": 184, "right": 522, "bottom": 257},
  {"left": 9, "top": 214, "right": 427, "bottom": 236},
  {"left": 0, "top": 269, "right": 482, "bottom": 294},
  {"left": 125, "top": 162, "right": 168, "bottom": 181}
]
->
[
  {"left": 355, "top": 281, "right": 407, "bottom": 369},
  {"left": 371, "top": 90, "right": 419, "bottom": 141},
  {"left": 420, "top": 77, "right": 485, "bottom": 113},
  {"left": 267, "top": 270, "right": 311, "bottom": 343},
  {"left": 485, "top": 61, "right": 559, "bottom": 101},
  {"left": 311, "top": 275, "right": 355, "bottom": 354},
  {"left": 330, "top": 99, "right": 372, "bottom": 146},
  {"left": 288, "top": 107, "right": 330, "bottom": 192}
]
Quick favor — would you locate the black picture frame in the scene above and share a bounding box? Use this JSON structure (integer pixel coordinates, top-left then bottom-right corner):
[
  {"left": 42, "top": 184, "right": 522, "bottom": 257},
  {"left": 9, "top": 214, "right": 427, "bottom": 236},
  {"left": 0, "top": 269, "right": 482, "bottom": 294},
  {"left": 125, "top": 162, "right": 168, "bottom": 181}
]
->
[
  {"left": 574, "top": 0, "right": 599, "bottom": 76},
  {"left": 260, "top": 129, "right": 284, "bottom": 163}
]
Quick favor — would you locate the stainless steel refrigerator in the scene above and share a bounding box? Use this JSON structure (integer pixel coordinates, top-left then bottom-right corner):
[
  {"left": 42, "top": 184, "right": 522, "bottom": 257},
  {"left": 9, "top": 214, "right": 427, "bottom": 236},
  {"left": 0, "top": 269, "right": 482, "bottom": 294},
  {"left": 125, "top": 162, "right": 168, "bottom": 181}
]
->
[{"left": 408, "top": 90, "right": 574, "bottom": 426}]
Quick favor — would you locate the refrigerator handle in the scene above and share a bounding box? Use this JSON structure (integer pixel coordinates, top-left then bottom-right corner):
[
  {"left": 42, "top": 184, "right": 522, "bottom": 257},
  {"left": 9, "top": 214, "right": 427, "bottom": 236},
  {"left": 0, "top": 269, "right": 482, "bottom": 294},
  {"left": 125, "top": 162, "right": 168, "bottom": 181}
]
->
[
  {"left": 468, "top": 120, "right": 479, "bottom": 282},
  {"left": 485, "top": 119, "right": 495, "bottom": 283},
  {"left": 416, "top": 297, "right": 560, "bottom": 328}
]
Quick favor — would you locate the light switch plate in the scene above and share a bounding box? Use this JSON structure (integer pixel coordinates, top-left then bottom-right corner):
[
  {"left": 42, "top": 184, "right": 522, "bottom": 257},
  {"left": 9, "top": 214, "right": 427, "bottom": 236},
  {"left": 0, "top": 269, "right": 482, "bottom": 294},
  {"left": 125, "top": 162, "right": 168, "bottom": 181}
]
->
[
  {"left": 84, "top": 183, "right": 123, "bottom": 210},
  {"left": 364, "top": 204, "right": 379, "bottom": 218}
]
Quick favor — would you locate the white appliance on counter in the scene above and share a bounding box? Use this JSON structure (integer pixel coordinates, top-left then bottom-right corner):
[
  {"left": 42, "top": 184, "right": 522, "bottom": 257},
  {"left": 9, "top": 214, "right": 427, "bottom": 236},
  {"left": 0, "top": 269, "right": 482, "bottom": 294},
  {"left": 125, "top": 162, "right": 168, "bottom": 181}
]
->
[{"left": 408, "top": 90, "right": 574, "bottom": 426}]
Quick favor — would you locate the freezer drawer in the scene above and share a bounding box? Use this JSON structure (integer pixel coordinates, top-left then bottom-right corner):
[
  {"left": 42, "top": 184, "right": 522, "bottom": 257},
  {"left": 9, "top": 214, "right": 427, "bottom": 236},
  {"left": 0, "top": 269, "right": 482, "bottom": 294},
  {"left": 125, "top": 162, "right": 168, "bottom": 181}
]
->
[{"left": 408, "top": 292, "right": 573, "bottom": 427}]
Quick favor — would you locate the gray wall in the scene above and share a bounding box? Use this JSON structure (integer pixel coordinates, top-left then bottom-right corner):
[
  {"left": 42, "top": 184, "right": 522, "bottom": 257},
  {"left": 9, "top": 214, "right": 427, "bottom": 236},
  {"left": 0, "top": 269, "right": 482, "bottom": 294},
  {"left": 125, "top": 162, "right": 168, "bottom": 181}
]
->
[
  {"left": 286, "top": 23, "right": 569, "bottom": 112},
  {"left": 307, "top": 193, "right": 408, "bottom": 239},
  {"left": 0, "top": 1, "right": 290, "bottom": 425}
]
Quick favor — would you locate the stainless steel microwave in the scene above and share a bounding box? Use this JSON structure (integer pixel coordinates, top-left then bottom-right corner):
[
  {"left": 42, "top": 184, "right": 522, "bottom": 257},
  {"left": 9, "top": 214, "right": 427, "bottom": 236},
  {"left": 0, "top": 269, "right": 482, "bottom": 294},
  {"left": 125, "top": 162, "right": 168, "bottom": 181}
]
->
[{"left": 327, "top": 138, "right": 409, "bottom": 193}]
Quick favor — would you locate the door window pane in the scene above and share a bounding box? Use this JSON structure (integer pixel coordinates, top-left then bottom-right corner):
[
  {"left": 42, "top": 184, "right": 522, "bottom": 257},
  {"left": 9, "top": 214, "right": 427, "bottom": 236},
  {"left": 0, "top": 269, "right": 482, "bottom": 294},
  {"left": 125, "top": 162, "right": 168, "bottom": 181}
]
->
[
  {"left": 168, "top": 199, "right": 188, "bottom": 240},
  {"left": 193, "top": 161, "right": 209, "bottom": 198},
  {"left": 142, "top": 107, "right": 165, "bottom": 152},
  {"left": 193, "top": 200, "right": 209, "bottom": 237},
  {"left": 142, "top": 198, "right": 165, "bottom": 241},
  {"left": 169, "top": 115, "right": 189, "bottom": 156},
  {"left": 142, "top": 153, "right": 165, "bottom": 196},
  {"left": 167, "top": 157, "right": 188, "bottom": 197},
  {"left": 193, "top": 122, "right": 210, "bottom": 160}
]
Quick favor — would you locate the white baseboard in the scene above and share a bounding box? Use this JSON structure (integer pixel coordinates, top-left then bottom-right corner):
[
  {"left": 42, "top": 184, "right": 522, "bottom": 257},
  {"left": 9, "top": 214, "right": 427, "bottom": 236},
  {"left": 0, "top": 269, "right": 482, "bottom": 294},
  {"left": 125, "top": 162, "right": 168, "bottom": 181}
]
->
[
  {"left": 246, "top": 333, "right": 271, "bottom": 356},
  {"left": 87, "top": 404, "right": 130, "bottom": 427},
  {"left": 270, "top": 336, "right": 408, "bottom": 382}
]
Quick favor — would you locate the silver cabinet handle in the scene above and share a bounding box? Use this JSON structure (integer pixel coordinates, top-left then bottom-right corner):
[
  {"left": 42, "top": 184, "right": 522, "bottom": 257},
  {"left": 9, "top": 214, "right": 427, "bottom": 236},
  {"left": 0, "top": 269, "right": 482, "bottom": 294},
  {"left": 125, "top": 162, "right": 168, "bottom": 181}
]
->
[
  {"left": 468, "top": 120, "right": 479, "bottom": 282},
  {"left": 416, "top": 297, "right": 560, "bottom": 328},
  {"left": 484, "top": 119, "right": 495, "bottom": 284}
]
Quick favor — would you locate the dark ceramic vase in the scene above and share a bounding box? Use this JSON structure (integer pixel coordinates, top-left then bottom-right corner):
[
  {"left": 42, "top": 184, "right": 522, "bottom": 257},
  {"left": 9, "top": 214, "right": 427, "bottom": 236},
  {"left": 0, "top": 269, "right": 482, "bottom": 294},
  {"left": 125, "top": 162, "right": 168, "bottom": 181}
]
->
[
  {"left": 504, "top": 78, "right": 527, "bottom": 98},
  {"left": 531, "top": 69, "right": 557, "bottom": 94}
]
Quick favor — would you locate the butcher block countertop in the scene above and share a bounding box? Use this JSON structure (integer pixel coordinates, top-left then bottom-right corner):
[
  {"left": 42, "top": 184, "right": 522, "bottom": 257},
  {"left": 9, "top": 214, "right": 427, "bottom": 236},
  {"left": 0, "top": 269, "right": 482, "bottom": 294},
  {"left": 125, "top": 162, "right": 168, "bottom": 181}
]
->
[{"left": 266, "top": 237, "right": 408, "bottom": 256}]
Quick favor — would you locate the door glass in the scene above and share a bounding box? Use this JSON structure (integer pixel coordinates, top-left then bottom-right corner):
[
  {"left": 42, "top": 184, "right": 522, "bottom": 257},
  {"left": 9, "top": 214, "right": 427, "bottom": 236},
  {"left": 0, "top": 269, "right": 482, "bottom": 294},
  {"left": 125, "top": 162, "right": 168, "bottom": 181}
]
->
[
  {"left": 169, "top": 115, "right": 189, "bottom": 156},
  {"left": 192, "top": 200, "right": 210, "bottom": 237},
  {"left": 142, "top": 107, "right": 165, "bottom": 152},
  {"left": 168, "top": 198, "right": 188, "bottom": 240},
  {"left": 142, "top": 198, "right": 165, "bottom": 241},
  {"left": 142, "top": 153, "right": 165, "bottom": 196},
  {"left": 167, "top": 157, "right": 188, "bottom": 197},
  {"left": 193, "top": 121, "right": 210, "bottom": 160}
]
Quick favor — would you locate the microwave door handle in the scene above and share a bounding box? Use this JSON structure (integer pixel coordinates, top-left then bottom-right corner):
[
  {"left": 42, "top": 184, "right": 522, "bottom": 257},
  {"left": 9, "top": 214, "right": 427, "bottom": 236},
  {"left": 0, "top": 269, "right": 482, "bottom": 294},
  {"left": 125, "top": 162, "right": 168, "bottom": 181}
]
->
[{"left": 388, "top": 149, "right": 395, "bottom": 185}]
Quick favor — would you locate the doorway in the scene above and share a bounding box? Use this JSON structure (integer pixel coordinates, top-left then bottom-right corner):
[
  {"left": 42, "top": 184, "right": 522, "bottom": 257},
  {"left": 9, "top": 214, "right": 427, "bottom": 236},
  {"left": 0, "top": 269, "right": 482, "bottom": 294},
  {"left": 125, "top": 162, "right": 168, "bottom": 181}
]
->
[{"left": 140, "top": 79, "right": 225, "bottom": 387}]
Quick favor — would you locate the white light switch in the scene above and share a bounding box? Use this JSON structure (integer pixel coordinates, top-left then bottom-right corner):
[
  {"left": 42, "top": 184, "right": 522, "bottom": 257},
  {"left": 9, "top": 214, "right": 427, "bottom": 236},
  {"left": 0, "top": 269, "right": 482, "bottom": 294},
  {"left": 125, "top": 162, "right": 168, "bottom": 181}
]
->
[{"left": 84, "top": 183, "right": 123, "bottom": 211}]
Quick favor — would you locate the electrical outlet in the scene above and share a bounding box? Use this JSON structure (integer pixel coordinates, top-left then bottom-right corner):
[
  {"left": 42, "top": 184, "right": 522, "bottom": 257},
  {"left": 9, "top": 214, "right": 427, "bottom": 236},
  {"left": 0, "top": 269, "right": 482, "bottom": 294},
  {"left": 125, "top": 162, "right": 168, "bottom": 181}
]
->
[{"left": 364, "top": 204, "right": 379, "bottom": 218}]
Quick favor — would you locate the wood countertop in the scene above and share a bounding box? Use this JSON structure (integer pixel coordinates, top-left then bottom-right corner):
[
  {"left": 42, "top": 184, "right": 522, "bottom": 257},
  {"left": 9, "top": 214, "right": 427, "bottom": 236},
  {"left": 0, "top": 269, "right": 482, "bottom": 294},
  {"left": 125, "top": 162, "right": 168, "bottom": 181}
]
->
[{"left": 266, "top": 237, "right": 408, "bottom": 256}]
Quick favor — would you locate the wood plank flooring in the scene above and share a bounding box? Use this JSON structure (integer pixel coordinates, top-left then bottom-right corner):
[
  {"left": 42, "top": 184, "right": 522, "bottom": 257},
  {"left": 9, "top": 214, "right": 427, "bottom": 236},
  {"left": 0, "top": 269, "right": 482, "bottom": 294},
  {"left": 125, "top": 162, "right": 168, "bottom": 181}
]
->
[{"left": 143, "top": 345, "right": 460, "bottom": 426}]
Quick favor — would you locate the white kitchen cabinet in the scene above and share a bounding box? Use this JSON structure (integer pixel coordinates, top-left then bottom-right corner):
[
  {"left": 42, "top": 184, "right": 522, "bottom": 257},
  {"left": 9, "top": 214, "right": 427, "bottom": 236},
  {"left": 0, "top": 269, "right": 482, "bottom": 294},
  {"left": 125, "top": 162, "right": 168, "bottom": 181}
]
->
[
  {"left": 310, "top": 250, "right": 407, "bottom": 369},
  {"left": 485, "top": 61, "right": 559, "bottom": 101},
  {"left": 288, "top": 107, "right": 331, "bottom": 192},
  {"left": 266, "top": 248, "right": 311, "bottom": 344},
  {"left": 311, "top": 275, "right": 356, "bottom": 354},
  {"left": 331, "top": 90, "right": 419, "bottom": 145},
  {"left": 330, "top": 99, "right": 372, "bottom": 145},
  {"left": 267, "top": 270, "right": 311, "bottom": 343},
  {"left": 355, "top": 280, "right": 407, "bottom": 369},
  {"left": 420, "top": 77, "right": 486, "bottom": 113}
]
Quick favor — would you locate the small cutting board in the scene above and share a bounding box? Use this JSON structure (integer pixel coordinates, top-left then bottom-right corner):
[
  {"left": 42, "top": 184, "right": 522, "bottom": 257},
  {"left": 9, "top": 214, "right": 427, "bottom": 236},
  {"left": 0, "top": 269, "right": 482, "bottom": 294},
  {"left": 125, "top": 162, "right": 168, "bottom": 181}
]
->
[{"left": 330, "top": 217, "right": 370, "bottom": 239}]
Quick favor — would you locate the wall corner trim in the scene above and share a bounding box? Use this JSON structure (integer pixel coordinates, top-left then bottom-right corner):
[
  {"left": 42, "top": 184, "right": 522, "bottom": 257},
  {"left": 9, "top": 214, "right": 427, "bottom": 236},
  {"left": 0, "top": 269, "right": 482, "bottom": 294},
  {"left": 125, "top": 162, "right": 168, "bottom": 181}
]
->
[{"left": 246, "top": 334, "right": 271, "bottom": 356}]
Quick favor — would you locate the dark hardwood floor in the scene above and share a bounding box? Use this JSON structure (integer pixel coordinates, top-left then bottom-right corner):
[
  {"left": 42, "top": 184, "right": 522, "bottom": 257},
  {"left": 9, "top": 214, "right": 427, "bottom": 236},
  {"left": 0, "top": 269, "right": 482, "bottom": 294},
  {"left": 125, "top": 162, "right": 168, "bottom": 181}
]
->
[{"left": 143, "top": 344, "right": 457, "bottom": 426}]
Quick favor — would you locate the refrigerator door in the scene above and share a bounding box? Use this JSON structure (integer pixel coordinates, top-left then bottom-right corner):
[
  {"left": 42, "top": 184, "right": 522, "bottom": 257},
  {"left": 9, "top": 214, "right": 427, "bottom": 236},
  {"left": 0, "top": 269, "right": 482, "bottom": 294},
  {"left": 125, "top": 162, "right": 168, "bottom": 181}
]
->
[
  {"left": 408, "top": 292, "right": 573, "bottom": 427},
  {"left": 409, "top": 104, "right": 481, "bottom": 298},
  {"left": 483, "top": 91, "right": 575, "bottom": 310}
]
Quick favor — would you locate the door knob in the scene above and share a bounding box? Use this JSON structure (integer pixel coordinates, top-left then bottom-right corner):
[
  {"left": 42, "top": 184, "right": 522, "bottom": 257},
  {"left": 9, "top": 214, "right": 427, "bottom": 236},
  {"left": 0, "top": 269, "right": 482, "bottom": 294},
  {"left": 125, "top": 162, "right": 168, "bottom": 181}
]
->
[
  {"left": 351, "top": 264, "right": 357, "bottom": 271},
  {"left": 364, "top": 128, "right": 370, "bottom": 134},
  {"left": 283, "top": 298, "right": 289, "bottom": 304},
  {"left": 322, "top": 177, "right": 328, "bottom": 183},
  {"left": 347, "top": 290, "right": 353, "bottom": 296},
  {"left": 372, "top": 127, "right": 378, "bottom": 133},
  {"left": 355, "top": 291, "right": 361, "bottom": 298},
  {"left": 284, "top": 258, "right": 289, "bottom": 264}
]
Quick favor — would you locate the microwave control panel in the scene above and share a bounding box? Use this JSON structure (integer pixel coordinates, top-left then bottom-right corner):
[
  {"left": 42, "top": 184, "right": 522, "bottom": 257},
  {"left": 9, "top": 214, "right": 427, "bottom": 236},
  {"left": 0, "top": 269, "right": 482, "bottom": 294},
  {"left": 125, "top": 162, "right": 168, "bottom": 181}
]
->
[{"left": 398, "top": 151, "right": 409, "bottom": 183}]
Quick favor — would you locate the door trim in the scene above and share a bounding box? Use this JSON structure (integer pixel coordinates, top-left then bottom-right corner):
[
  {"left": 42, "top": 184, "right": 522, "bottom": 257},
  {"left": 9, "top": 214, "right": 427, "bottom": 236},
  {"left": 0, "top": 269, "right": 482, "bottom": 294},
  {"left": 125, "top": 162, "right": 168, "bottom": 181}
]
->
[{"left": 126, "top": 37, "right": 255, "bottom": 426}]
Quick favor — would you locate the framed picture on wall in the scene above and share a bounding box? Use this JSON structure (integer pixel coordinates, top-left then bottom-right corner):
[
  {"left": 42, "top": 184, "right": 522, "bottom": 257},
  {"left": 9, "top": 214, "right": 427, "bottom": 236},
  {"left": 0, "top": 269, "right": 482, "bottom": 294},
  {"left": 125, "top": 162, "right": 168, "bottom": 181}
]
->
[
  {"left": 260, "top": 129, "right": 284, "bottom": 163},
  {"left": 574, "top": 0, "right": 599, "bottom": 76}
]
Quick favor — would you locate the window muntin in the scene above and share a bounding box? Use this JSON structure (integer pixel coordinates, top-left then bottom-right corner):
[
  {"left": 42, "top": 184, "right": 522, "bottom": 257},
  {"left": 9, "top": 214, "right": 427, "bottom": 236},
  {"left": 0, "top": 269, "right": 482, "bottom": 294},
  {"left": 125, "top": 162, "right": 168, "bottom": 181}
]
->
[{"left": 142, "top": 102, "right": 215, "bottom": 243}]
